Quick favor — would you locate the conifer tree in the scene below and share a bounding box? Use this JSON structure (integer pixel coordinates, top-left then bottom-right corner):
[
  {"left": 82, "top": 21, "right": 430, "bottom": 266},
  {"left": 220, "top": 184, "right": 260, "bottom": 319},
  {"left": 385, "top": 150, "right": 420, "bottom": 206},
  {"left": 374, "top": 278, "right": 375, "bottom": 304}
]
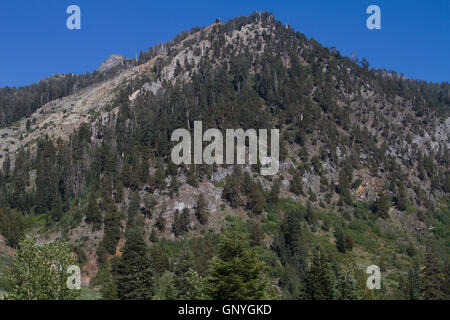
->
[
  {"left": 102, "top": 204, "right": 122, "bottom": 254},
  {"left": 407, "top": 263, "right": 422, "bottom": 300},
  {"left": 267, "top": 177, "right": 281, "bottom": 204},
  {"left": 290, "top": 169, "right": 304, "bottom": 196},
  {"left": 247, "top": 182, "right": 265, "bottom": 214},
  {"left": 116, "top": 223, "right": 153, "bottom": 300},
  {"left": 86, "top": 190, "right": 102, "bottom": 231},
  {"left": 301, "top": 247, "right": 336, "bottom": 300},
  {"left": 335, "top": 228, "right": 346, "bottom": 253},
  {"left": 423, "top": 240, "right": 443, "bottom": 300},
  {"left": 206, "top": 227, "right": 267, "bottom": 299},
  {"left": 195, "top": 194, "right": 209, "bottom": 225},
  {"left": 335, "top": 266, "right": 361, "bottom": 300}
]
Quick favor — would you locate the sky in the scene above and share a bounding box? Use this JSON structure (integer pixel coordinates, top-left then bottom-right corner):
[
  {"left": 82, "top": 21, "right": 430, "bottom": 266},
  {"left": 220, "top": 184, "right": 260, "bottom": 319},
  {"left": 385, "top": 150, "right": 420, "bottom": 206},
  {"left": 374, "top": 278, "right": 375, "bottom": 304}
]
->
[{"left": 0, "top": 0, "right": 448, "bottom": 87}]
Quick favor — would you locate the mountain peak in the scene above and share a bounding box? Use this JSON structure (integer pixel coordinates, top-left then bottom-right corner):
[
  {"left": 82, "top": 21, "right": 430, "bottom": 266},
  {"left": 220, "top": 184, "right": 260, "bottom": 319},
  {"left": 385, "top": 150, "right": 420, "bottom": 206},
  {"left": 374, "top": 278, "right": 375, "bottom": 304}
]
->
[{"left": 97, "top": 54, "right": 127, "bottom": 73}]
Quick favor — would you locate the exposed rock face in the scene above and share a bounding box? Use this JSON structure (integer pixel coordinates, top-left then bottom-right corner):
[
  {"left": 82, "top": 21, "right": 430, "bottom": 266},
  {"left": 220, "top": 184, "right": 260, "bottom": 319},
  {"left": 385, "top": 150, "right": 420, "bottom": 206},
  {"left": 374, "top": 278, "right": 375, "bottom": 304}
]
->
[{"left": 97, "top": 54, "right": 127, "bottom": 73}]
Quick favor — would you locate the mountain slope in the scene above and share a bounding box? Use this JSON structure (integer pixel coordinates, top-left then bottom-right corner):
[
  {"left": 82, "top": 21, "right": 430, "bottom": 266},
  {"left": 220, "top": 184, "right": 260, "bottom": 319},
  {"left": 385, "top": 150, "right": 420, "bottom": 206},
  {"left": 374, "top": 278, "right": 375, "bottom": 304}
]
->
[{"left": 0, "top": 11, "right": 449, "bottom": 300}]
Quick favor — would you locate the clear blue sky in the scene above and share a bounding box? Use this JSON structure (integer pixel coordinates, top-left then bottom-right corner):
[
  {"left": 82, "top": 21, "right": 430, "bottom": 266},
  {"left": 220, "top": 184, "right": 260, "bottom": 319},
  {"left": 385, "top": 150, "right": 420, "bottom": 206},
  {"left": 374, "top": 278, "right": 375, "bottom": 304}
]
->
[{"left": 0, "top": 0, "right": 448, "bottom": 87}]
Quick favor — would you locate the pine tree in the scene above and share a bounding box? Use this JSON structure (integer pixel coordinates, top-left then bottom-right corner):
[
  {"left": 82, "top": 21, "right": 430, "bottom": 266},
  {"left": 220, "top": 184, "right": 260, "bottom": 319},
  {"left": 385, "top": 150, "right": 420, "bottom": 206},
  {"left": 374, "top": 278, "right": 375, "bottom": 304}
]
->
[
  {"left": 101, "top": 275, "right": 118, "bottom": 300},
  {"left": 116, "top": 226, "right": 153, "bottom": 300},
  {"left": 335, "top": 228, "right": 346, "bottom": 253},
  {"left": 186, "top": 167, "right": 199, "bottom": 187},
  {"left": 126, "top": 191, "right": 140, "bottom": 237},
  {"left": 267, "top": 177, "right": 281, "bottom": 204},
  {"left": 290, "top": 169, "right": 304, "bottom": 195},
  {"left": 0, "top": 209, "right": 24, "bottom": 248},
  {"left": 250, "top": 222, "right": 263, "bottom": 246},
  {"left": 169, "top": 176, "right": 179, "bottom": 198},
  {"left": 301, "top": 247, "right": 336, "bottom": 300},
  {"left": 422, "top": 240, "right": 443, "bottom": 300},
  {"left": 102, "top": 204, "right": 122, "bottom": 255},
  {"left": 149, "top": 228, "right": 159, "bottom": 242},
  {"left": 335, "top": 266, "right": 361, "bottom": 300},
  {"left": 407, "top": 263, "right": 422, "bottom": 300},
  {"left": 247, "top": 182, "right": 265, "bottom": 214},
  {"left": 222, "top": 174, "right": 243, "bottom": 208},
  {"left": 206, "top": 227, "right": 267, "bottom": 299},
  {"left": 86, "top": 190, "right": 102, "bottom": 231},
  {"left": 195, "top": 194, "right": 209, "bottom": 225},
  {"left": 443, "top": 259, "right": 450, "bottom": 300},
  {"left": 155, "top": 213, "right": 166, "bottom": 232},
  {"left": 173, "top": 209, "right": 190, "bottom": 237},
  {"left": 2, "top": 154, "right": 10, "bottom": 178}
]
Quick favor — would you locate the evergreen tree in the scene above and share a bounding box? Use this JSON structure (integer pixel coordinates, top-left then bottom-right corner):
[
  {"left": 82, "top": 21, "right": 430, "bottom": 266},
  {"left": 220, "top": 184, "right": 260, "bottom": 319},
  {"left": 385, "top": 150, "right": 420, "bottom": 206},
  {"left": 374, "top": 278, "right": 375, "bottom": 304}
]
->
[
  {"left": 247, "top": 182, "right": 265, "bottom": 214},
  {"left": 335, "top": 266, "right": 361, "bottom": 300},
  {"left": 422, "top": 240, "right": 443, "bottom": 300},
  {"left": 250, "top": 222, "right": 263, "bottom": 246},
  {"left": 155, "top": 213, "right": 166, "bottom": 232},
  {"left": 86, "top": 190, "right": 102, "bottom": 231},
  {"left": 101, "top": 275, "right": 118, "bottom": 300},
  {"left": 169, "top": 176, "right": 179, "bottom": 198},
  {"left": 102, "top": 204, "right": 122, "bottom": 255},
  {"left": 173, "top": 209, "right": 190, "bottom": 237},
  {"left": 335, "top": 228, "right": 346, "bottom": 253},
  {"left": 195, "top": 194, "right": 209, "bottom": 225},
  {"left": 126, "top": 191, "right": 140, "bottom": 237},
  {"left": 116, "top": 226, "right": 153, "bottom": 300},
  {"left": 301, "top": 247, "right": 336, "bottom": 300},
  {"left": 0, "top": 209, "right": 24, "bottom": 249},
  {"left": 443, "top": 259, "right": 450, "bottom": 300},
  {"left": 290, "top": 169, "right": 304, "bottom": 196},
  {"left": 267, "top": 177, "right": 281, "bottom": 204},
  {"left": 222, "top": 174, "right": 243, "bottom": 208},
  {"left": 206, "top": 227, "right": 267, "bottom": 299},
  {"left": 407, "top": 263, "right": 422, "bottom": 300}
]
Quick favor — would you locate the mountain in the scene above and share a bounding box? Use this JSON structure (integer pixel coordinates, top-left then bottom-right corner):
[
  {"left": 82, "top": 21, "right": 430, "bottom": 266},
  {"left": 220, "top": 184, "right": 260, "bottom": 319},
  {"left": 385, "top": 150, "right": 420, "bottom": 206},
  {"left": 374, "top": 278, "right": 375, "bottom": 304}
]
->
[{"left": 0, "top": 11, "right": 449, "bottom": 300}]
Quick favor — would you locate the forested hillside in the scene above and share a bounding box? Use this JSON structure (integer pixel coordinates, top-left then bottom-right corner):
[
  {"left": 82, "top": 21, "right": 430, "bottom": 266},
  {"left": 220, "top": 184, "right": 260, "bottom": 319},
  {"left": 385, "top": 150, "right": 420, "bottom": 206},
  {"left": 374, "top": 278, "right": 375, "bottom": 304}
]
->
[{"left": 0, "top": 12, "right": 449, "bottom": 300}]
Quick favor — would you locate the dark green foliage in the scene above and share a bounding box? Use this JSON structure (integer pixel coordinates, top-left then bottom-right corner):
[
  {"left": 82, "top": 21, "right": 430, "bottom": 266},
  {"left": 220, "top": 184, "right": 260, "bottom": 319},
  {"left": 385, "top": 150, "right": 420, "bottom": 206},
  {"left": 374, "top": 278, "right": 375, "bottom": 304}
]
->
[
  {"left": 149, "top": 245, "right": 169, "bottom": 274},
  {"left": 195, "top": 194, "right": 209, "bottom": 225},
  {"left": 247, "top": 182, "right": 265, "bottom": 214},
  {"left": 290, "top": 169, "right": 304, "bottom": 196},
  {"left": 116, "top": 226, "right": 154, "bottom": 300},
  {"left": 222, "top": 174, "right": 243, "bottom": 208},
  {"left": 335, "top": 228, "right": 346, "bottom": 253},
  {"left": 155, "top": 213, "right": 166, "bottom": 232},
  {"left": 250, "top": 222, "right": 263, "bottom": 247},
  {"left": 407, "top": 241, "right": 417, "bottom": 257},
  {"left": 267, "top": 177, "right": 281, "bottom": 204},
  {"left": 102, "top": 204, "right": 122, "bottom": 255},
  {"left": 206, "top": 226, "right": 267, "bottom": 299},
  {"left": 335, "top": 266, "right": 361, "bottom": 300},
  {"left": 0, "top": 209, "right": 24, "bottom": 248},
  {"left": 86, "top": 190, "right": 102, "bottom": 231},
  {"left": 423, "top": 240, "right": 443, "bottom": 300},
  {"left": 101, "top": 275, "right": 118, "bottom": 300},
  {"left": 372, "top": 195, "right": 391, "bottom": 219},
  {"left": 169, "top": 176, "right": 180, "bottom": 198},
  {"left": 301, "top": 248, "right": 336, "bottom": 300},
  {"left": 173, "top": 208, "right": 190, "bottom": 237},
  {"left": 407, "top": 263, "right": 422, "bottom": 300},
  {"left": 274, "top": 204, "right": 307, "bottom": 271}
]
